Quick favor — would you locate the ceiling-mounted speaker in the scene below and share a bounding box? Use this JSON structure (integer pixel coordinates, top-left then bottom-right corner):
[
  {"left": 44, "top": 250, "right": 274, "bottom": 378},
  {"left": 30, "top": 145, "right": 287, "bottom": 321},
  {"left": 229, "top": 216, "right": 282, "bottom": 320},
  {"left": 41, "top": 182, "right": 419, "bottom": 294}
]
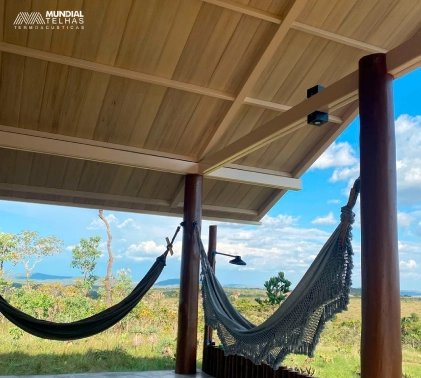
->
[{"left": 307, "top": 85, "right": 329, "bottom": 126}]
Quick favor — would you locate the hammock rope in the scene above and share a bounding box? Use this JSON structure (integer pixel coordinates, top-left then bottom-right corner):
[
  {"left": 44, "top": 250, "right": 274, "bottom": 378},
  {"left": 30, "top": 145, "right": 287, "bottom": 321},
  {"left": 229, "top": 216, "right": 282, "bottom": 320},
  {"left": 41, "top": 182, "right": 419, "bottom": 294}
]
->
[
  {"left": 198, "top": 178, "right": 360, "bottom": 369},
  {"left": 0, "top": 225, "right": 181, "bottom": 341}
]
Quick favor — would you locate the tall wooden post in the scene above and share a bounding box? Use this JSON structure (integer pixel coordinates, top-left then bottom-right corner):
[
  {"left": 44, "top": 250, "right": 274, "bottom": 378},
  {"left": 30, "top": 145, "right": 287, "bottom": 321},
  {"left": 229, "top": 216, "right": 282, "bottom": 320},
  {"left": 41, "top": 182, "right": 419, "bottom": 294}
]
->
[
  {"left": 202, "top": 225, "right": 217, "bottom": 375},
  {"left": 359, "top": 53, "right": 402, "bottom": 377},
  {"left": 175, "top": 174, "right": 203, "bottom": 374},
  {"left": 205, "top": 225, "right": 217, "bottom": 344}
]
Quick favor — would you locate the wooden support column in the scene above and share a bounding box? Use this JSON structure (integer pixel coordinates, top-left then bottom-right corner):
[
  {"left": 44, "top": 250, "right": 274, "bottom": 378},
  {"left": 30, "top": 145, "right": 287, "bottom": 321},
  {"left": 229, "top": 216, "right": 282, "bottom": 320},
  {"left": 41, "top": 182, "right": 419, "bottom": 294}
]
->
[
  {"left": 175, "top": 174, "right": 203, "bottom": 374},
  {"left": 205, "top": 225, "right": 217, "bottom": 342},
  {"left": 359, "top": 53, "right": 401, "bottom": 377}
]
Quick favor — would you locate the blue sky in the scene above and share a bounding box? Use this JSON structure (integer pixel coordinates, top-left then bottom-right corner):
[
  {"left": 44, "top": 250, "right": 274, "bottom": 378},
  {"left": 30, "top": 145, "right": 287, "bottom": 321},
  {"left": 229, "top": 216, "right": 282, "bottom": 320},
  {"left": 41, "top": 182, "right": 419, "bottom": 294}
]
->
[{"left": 1, "top": 69, "right": 420, "bottom": 290}]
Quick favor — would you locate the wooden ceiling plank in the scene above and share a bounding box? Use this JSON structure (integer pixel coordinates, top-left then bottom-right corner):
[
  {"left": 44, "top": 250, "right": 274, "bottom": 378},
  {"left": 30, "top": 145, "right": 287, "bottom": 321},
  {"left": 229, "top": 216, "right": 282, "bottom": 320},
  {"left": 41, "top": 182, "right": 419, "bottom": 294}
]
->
[
  {"left": 45, "top": 154, "right": 68, "bottom": 189},
  {"left": 292, "top": 101, "right": 359, "bottom": 177},
  {"left": 94, "top": 0, "right": 132, "bottom": 65},
  {"left": 199, "top": 70, "right": 359, "bottom": 173},
  {"left": 57, "top": 67, "right": 92, "bottom": 136},
  {"left": 27, "top": 0, "right": 57, "bottom": 51},
  {"left": 49, "top": 0, "right": 84, "bottom": 56},
  {"left": 107, "top": 81, "right": 149, "bottom": 145},
  {"left": 37, "top": 62, "right": 70, "bottom": 133},
  {"left": 29, "top": 153, "right": 50, "bottom": 187},
  {"left": 256, "top": 188, "right": 287, "bottom": 218},
  {"left": 134, "top": 0, "right": 180, "bottom": 75},
  {"left": 19, "top": 57, "right": 48, "bottom": 130},
  {"left": 129, "top": 84, "right": 168, "bottom": 148},
  {"left": 0, "top": 42, "right": 236, "bottom": 101},
  {"left": 114, "top": 0, "right": 157, "bottom": 71},
  {"left": 187, "top": 8, "right": 244, "bottom": 88},
  {"left": 199, "top": 0, "right": 308, "bottom": 158},
  {"left": 0, "top": 53, "right": 25, "bottom": 127},
  {"left": 170, "top": 180, "right": 184, "bottom": 208},
  {"left": 75, "top": 71, "right": 111, "bottom": 139},
  {"left": 60, "top": 157, "right": 84, "bottom": 191},
  {"left": 208, "top": 15, "right": 274, "bottom": 93},
  {"left": 77, "top": 160, "right": 102, "bottom": 192},
  {"left": 123, "top": 167, "right": 149, "bottom": 198},
  {"left": 107, "top": 166, "right": 134, "bottom": 196},
  {"left": 0, "top": 0, "right": 4, "bottom": 42},
  {"left": 174, "top": 98, "right": 230, "bottom": 157},
  {"left": 92, "top": 76, "right": 129, "bottom": 142},
  {"left": 12, "top": 150, "right": 32, "bottom": 185},
  {"left": 154, "top": 0, "right": 202, "bottom": 79},
  {"left": 72, "top": 0, "right": 107, "bottom": 61},
  {"left": 171, "top": 3, "right": 223, "bottom": 85},
  {"left": 3, "top": 0, "right": 30, "bottom": 45}
]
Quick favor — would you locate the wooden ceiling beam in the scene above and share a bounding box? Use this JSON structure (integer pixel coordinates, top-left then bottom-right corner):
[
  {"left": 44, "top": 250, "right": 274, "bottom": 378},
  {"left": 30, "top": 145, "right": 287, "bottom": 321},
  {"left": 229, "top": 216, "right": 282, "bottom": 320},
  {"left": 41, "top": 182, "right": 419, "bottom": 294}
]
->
[
  {"left": 199, "top": 0, "right": 309, "bottom": 158},
  {"left": 208, "top": 167, "right": 301, "bottom": 190},
  {"left": 0, "top": 184, "right": 261, "bottom": 225},
  {"left": 0, "top": 125, "right": 198, "bottom": 175},
  {"left": 386, "top": 31, "right": 421, "bottom": 79},
  {"left": 199, "top": 31, "right": 421, "bottom": 174},
  {"left": 243, "top": 97, "right": 343, "bottom": 124},
  {"left": 202, "top": 0, "right": 387, "bottom": 53},
  {"left": 0, "top": 42, "right": 236, "bottom": 101},
  {"left": 199, "top": 70, "right": 359, "bottom": 174},
  {"left": 0, "top": 125, "right": 299, "bottom": 190}
]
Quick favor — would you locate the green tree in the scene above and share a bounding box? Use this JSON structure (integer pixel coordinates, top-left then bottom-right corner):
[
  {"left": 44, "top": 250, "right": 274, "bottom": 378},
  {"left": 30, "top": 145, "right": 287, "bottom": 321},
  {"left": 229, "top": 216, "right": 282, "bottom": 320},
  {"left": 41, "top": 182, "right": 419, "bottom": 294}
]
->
[
  {"left": 0, "top": 232, "right": 17, "bottom": 276},
  {"left": 71, "top": 236, "right": 101, "bottom": 294},
  {"left": 255, "top": 271, "right": 291, "bottom": 306},
  {"left": 15, "top": 230, "right": 63, "bottom": 286}
]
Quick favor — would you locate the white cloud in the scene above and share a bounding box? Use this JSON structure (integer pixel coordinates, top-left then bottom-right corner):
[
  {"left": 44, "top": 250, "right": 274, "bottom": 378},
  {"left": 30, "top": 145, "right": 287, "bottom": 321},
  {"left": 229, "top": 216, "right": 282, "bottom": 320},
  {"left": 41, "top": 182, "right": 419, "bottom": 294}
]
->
[
  {"left": 87, "top": 214, "right": 119, "bottom": 230},
  {"left": 397, "top": 212, "right": 415, "bottom": 228},
  {"left": 117, "top": 218, "right": 141, "bottom": 230},
  {"left": 327, "top": 199, "right": 341, "bottom": 204},
  {"left": 311, "top": 142, "right": 358, "bottom": 169},
  {"left": 395, "top": 115, "right": 421, "bottom": 205},
  {"left": 330, "top": 165, "right": 360, "bottom": 183},
  {"left": 400, "top": 259, "right": 418, "bottom": 270},
  {"left": 311, "top": 212, "right": 336, "bottom": 225},
  {"left": 326, "top": 115, "right": 421, "bottom": 206},
  {"left": 66, "top": 245, "right": 75, "bottom": 251},
  {"left": 125, "top": 240, "right": 182, "bottom": 261}
]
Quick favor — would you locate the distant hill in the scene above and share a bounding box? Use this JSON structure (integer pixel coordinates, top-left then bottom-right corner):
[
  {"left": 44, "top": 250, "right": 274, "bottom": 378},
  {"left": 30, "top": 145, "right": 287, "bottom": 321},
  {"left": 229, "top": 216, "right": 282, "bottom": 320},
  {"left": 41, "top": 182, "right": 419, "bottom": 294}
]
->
[
  {"left": 350, "top": 288, "right": 421, "bottom": 297},
  {"left": 15, "top": 273, "right": 73, "bottom": 281},
  {"left": 155, "top": 278, "right": 180, "bottom": 286}
]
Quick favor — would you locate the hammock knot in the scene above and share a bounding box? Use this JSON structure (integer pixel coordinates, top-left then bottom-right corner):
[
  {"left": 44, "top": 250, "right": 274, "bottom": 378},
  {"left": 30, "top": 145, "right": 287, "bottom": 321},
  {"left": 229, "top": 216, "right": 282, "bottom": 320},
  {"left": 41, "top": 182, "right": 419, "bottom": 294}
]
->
[
  {"left": 340, "top": 206, "right": 355, "bottom": 224},
  {"left": 156, "top": 254, "right": 167, "bottom": 266}
]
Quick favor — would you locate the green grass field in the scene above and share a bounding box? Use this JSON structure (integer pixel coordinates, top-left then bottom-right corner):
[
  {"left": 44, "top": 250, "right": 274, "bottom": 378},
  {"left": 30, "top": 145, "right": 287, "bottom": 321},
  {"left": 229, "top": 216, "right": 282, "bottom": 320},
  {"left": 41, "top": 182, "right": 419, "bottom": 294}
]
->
[{"left": 0, "top": 288, "right": 420, "bottom": 377}]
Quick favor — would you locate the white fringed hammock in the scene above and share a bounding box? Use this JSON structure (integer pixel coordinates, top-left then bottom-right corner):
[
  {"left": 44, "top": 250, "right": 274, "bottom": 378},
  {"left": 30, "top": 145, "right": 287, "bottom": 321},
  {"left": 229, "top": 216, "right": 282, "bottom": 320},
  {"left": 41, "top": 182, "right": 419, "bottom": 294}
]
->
[{"left": 197, "top": 179, "right": 360, "bottom": 370}]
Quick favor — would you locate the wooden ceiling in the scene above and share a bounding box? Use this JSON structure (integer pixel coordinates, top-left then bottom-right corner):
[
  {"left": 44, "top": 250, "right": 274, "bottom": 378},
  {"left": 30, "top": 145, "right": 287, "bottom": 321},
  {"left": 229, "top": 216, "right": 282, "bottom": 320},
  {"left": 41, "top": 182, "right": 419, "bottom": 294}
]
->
[{"left": 0, "top": 0, "right": 420, "bottom": 223}]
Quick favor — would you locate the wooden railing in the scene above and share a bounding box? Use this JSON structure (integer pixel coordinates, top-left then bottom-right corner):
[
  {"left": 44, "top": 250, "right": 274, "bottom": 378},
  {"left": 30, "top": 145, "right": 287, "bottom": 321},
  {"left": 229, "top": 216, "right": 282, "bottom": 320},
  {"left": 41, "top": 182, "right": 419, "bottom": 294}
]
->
[{"left": 202, "top": 345, "right": 314, "bottom": 378}]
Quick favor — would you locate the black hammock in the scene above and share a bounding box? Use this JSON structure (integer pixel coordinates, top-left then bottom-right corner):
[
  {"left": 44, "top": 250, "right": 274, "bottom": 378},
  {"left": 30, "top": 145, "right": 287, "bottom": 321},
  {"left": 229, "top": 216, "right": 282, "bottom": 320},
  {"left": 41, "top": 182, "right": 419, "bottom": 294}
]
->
[{"left": 0, "top": 226, "right": 180, "bottom": 341}]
